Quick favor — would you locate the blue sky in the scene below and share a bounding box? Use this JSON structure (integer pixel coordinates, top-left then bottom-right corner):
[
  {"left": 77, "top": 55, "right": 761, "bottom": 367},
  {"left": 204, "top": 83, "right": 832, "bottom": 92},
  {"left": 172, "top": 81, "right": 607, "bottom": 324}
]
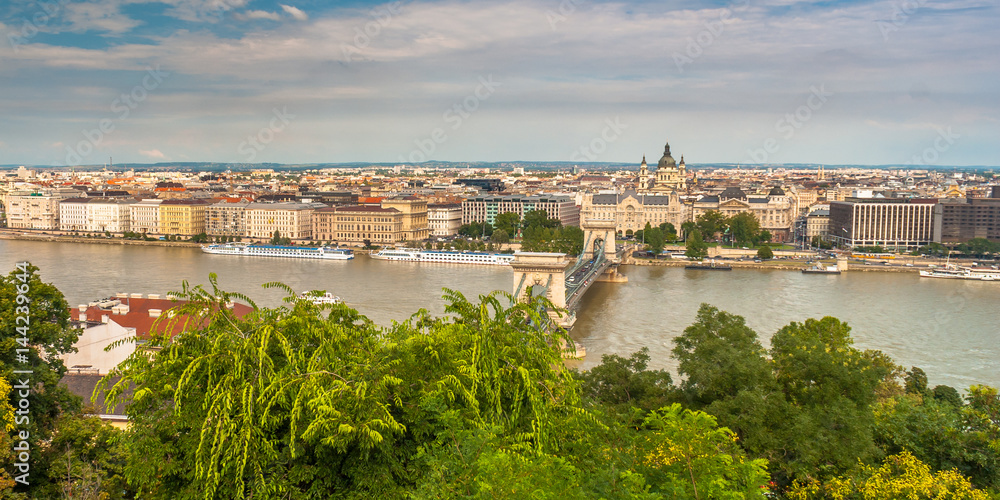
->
[{"left": 1, "top": 0, "right": 997, "bottom": 167}]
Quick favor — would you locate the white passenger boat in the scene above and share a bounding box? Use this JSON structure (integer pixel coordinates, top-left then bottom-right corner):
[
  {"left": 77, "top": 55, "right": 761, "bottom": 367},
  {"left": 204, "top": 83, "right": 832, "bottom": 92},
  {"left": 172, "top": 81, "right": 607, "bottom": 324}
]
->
[
  {"left": 919, "top": 265, "right": 1000, "bottom": 281},
  {"left": 370, "top": 247, "right": 516, "bottom": 266},
  {"left": 299, "top": 291, "right": 344, "bottom": 305},
  {"left": 201, "top": 243, "right": 354, "bottom": 260}
]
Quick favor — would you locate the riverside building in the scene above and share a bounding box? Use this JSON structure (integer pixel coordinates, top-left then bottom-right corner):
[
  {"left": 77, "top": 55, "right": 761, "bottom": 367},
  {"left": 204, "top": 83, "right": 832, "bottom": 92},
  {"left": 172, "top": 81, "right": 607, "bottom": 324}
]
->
[
  {"left": 829, "top": 198, "right": 936, "bottom": 251},
  {"left": 462, "top": 194, "right": 580, "bottom": 227}
]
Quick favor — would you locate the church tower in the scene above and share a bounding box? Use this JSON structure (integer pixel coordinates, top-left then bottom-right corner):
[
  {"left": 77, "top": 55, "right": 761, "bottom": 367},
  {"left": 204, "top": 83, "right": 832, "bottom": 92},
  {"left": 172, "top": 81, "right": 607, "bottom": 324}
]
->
[{"left": 639, "top": 155, "right": 649, "bottom": 191}]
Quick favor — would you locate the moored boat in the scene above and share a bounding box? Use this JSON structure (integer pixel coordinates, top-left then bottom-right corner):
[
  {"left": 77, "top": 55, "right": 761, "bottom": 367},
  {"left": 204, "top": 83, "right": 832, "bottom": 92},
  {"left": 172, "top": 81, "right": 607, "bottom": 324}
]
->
[
  {"left": 685, "top": 261, "right": 732, "bottom": 270},
  {"left": 370, "top": 247, "right": 516, "bottom": 266},
  {"left": 299, "top": 291, "right": 344, "bottom": 305},
  {"left": 201, "top": 243, "right": 354, "bottom": 260},
  {"left": 919, "top": 265, "right": 1000, "bottom": 281},
  {"left": 802, "top": 264, "right": 841, "bottom": 275}
]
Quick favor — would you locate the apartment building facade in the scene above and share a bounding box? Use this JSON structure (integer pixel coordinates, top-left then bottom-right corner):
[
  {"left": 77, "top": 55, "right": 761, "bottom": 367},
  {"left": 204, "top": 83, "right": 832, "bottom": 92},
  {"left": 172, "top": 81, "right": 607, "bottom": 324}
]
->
[
  {"left": 462, "top": 195, "right": 580, "bottom": 227},
  {"left": 829, "top": 198, "right": 936, "bottom": 250},
  {"left": 243, "top": 202, "right": 326, "bottom": 240}
]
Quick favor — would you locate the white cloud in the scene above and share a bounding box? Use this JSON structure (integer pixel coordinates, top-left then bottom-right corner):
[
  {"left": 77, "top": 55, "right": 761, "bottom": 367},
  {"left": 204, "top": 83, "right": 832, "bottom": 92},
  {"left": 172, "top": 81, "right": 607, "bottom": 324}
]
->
[
  {"left": 139, "top": 149, "right": 167, "bottom": 159},
  {"left": 63, "top": 1, "right": 142, "bottom": 34},
  {"left": 280, "top": 4, "right": 308, "bottom": 21},
  {"left": 236, "top": 10, "right": 282, "bottom": 21}
]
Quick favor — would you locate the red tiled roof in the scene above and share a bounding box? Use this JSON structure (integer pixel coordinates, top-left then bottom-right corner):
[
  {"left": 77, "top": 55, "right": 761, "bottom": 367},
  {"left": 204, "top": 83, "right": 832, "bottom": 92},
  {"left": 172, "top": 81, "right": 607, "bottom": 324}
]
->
[{"left": 69, "top": 297, "right": 254, "bottom": 340}]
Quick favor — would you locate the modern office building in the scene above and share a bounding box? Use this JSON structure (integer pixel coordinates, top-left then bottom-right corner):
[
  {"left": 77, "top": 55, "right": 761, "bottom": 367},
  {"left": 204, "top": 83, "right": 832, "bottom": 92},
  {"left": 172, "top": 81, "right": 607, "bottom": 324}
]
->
[
  {"left": 462, "top": 195, "right": 580, "bottom": 227},
  {"left": 933, "top": 194, "right": 1000, "bottom": 244},
  {"left": 829, "top": 198, "right": 936, "bottom": 250}
]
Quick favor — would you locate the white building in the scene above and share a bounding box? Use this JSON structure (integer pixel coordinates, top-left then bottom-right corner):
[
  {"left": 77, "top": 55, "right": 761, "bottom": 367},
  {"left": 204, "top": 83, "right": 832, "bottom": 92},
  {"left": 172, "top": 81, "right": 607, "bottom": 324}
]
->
[
  {"left": 86, "top": 199, "right": 133, "bottom": 233},
  {"left": 6, "top": 192, "right": 62, "bottom": 230},
  {"left": 427, "top": 203, "right": 463, "bottom": 237},
  {"left": 244, "top": 202, "right": 327, "bottom": 240},
  {"left": 129, "top": 199, "right": 163, "bottom": 235},
  {"left": 59, "top": 198, "right": 90, "bottom": 231}
]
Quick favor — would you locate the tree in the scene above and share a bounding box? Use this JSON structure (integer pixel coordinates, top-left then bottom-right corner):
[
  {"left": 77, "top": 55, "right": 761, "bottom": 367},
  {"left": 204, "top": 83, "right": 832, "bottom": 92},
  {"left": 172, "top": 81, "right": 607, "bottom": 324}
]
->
[
  {"left": 577, "top": 348, "right": 674, "bottom": 415},
  {"left": 681, "top": 221, "right": 697, "bottom": 241},
  {"left": 1, "top": 264, "right": 82, "bottom": 443},
  {"left": 493, "top": 212, "right": 520, "bottom": 237},
  {"left": 757, "top": 246, "right": 774, "bottom": 260},
  {"left": 696, "top": 211, "right": 727, "bottom": 241},
  {"left": 727, "top": 212, "right": 762, "bottom": 247},
  {"left": 523, "top": 209, "right": 560, "bottom": 230},
  {"left": 659, "top": 222, "right": 678, "bottom": 241},
  {"left": 685, "top": 229, "right": 708, "bottom": 260},
  {"left": 491, "top": 229, "right": 510, "bottom": 246},
  {"left": 101, "top": 276, "right": 579, "bottom": 498},
  {"left": 787, "top": 451, "right": 990, "bottom": 500},
  {"left": 768, "top": 317, "right": 888, "bottom": 481},
  {"left": 640, "top": 404, "right": 770, "bottom": 499},
  {"left": 644, "top": 227, "right": 666, "bottom": 256},
  {"left": 916, "top": 242, "right": 949, "bottom": 257}
]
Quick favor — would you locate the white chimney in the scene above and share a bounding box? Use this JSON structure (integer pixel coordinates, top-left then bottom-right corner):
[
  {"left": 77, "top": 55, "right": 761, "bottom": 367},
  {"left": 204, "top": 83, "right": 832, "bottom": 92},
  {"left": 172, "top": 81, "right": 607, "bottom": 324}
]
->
[
  {"left": 101, "top": 315, "right": 109, "bottom": 323},
  {"left": 166, "top": 294, "right": 177, "bottom": 301},
  {"left": 119, "top": 304, "right": 129, "bottom": 314},
  {"left": 78, "top": 305, "right": 87, "bottom": 313},
  {"left": 147, "top": 294, "right": 161, "bottom": 300},
  {"left": 148, "top": 309, "right": 161, "bottom": 318},
  {"left": 130, "top": 293, "right": 143, "bottom": 299},
  {"left": 116, "top": 292, "right": 128, "bottom": 298}
]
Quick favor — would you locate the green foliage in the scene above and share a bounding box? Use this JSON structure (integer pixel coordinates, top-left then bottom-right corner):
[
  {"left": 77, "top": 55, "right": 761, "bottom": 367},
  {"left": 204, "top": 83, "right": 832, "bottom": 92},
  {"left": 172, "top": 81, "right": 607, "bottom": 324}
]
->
[
  {"left": 493, "top": 212, "right": 521, "bottom": 236},
  {"left": 639, "top": 404, "right": 770, "bottom": 499},
  {"left": 658, "top": 222, "right": 677, "bottom": 241},
  {"left": 523, "top": 209, "right": 561, "bottom": 230},
  {"left": 756, "top": 246, "right": 774, "bottom": 260},
  {"left": 685, "top": 229, "right": 708, "bottom": 260},
  {"left": 955, "top": 238, "right": 999, "bottom": 257},
  {"left": 491, "top": 228, "right": 510, "bottom": 245},
  {"left": 1, "top": 264, "right": 82, "bottom": 444},
  {"left": 916, "top": 242, "right": 949, "bottom": 257},
  {"left": 458, "top": 221, "right": 494, "bottom": 239},
  {"left": 31, "top": 413, "right": 133, "bottom": 499},
  {"left": 811, "top": 236, "right": 834, "bottom": 250},
  {"left": 102, "top": 276, "right": 580, "bottom": 498},
  {"left": 190, "top": 232, "right": 210, "bottom": 243},
  {"left": 577, "top": 348, "right": 674, "bottom": 416},
  {"left": 642, "top": 224, "right": 667, "bottom": 255},
  {"left": 727, "top": 212, "right": 763, "bottom": 247},
  {"left": 696, "top": 211, "right": 727, "bottom": 241}
]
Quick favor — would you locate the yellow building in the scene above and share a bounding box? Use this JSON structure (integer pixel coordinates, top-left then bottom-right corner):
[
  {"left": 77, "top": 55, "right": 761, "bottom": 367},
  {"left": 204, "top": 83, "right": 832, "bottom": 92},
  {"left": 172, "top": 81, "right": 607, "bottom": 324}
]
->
[
  {"left": 314, "top": 206, "right": 403, "bottom": 245},
  {"left": 158, "top": 199, "right": 209, "bottom": 236},
  {"left": 379, "top": 197, "right": 429, "bottom": 241}
]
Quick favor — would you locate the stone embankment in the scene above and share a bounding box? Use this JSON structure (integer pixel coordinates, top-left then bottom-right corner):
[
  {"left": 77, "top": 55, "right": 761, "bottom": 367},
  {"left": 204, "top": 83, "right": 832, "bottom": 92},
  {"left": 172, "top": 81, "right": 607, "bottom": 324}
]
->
[{"left": 0, "top": 230, "right": 204, "bottom": 248}]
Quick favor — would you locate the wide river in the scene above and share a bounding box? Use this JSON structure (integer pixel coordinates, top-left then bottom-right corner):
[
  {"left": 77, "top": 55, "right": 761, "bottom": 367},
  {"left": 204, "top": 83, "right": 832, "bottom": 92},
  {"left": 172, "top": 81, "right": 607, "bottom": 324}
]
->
[{"left": 1, "top": 240, "right": 996, "bottom": 389}]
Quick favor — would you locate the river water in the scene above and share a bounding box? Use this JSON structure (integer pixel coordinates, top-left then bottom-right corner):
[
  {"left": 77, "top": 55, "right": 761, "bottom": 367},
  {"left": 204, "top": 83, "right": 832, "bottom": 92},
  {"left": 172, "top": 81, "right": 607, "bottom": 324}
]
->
[{"left": 2, "top": 239, "right": 996, "bottom": 389}]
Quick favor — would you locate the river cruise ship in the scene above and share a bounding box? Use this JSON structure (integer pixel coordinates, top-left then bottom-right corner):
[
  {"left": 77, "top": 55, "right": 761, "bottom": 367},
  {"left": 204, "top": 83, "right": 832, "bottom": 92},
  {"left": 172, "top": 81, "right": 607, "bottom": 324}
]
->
[
  {"left": 201, "top": 243, "right": 354, "bottom": 260},
  {"left": 370, "top": 248, "right": 516, "bottom": 266},
  {"left": 919, "top": 265, "right": 1000, "bottom": 281}
]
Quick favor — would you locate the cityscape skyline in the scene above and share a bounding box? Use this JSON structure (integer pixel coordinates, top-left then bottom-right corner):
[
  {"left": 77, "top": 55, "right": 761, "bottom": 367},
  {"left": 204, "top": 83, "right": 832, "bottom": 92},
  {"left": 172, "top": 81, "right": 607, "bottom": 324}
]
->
[{"left": 1, "top": 0, "right": 998, "bottom": 167}]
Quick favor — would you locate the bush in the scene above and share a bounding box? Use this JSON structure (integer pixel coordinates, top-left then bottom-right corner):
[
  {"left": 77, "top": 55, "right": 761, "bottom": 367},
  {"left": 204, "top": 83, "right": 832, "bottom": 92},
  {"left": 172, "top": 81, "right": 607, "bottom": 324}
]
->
[{"left": 757, "top": 246, "right": 774, "bottom": 260}]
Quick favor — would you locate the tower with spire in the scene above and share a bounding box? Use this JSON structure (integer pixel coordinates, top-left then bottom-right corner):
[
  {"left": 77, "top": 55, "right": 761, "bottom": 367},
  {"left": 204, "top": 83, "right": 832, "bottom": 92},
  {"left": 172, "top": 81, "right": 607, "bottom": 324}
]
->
[{"left": 638, "top": 155, "right": 649, "bottom": 190}]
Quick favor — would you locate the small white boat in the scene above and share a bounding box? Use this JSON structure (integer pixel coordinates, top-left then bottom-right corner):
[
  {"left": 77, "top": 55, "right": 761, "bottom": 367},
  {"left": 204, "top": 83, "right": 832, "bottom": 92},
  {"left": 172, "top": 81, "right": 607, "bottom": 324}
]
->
[{"left": 299, "top": 291, "right": 343, "bottom": 305}]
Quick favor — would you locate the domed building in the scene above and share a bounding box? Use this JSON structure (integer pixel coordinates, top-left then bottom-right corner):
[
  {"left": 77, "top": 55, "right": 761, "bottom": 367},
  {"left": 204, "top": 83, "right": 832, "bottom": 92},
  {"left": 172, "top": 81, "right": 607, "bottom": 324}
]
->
[{"left": 639, "top": 141, "right": 687, "bottom": 193}]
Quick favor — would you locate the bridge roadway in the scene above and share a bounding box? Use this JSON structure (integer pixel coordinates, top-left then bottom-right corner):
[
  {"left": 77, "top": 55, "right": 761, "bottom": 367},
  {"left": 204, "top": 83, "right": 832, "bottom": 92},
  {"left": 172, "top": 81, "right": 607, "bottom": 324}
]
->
[{"left": 563, "top": 256, "right": 613, "bottom": 310}]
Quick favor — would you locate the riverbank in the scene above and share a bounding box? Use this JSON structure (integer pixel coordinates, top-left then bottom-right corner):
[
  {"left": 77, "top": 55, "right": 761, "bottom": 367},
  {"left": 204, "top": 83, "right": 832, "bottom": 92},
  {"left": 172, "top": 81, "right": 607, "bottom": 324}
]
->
[
  {"left": 624, "top": 257, "right": 921, "bottom": 273},
  {"left": 0, "top": 230, "right": 203, "bottom": 248}
]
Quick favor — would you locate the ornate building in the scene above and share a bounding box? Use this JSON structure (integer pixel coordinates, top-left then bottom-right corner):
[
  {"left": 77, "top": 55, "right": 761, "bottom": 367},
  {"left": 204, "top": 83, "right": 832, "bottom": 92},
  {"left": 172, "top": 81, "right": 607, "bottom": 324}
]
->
[
  {"left": 691, "top": 187, "right": 797, "bottom": 242},
  {"left": 581, "top": 190, "right": 687, "bottom": 236},
  {"left": 639, "top": 141, "right": 687, "bottom": 193}
]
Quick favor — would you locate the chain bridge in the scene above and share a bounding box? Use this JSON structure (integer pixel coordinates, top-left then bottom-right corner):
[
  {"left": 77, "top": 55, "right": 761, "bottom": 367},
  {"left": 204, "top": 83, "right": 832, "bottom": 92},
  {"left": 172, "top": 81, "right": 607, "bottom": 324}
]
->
[{"left": 510, "top": 219, "right": 627, "bottom": 328}]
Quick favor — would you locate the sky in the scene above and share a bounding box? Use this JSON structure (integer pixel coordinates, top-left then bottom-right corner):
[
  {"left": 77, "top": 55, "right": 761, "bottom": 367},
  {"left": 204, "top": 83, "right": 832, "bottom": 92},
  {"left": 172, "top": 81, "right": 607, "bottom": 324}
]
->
[{"left": 0, "top": 0, "right": 997, "bottom": 167}]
